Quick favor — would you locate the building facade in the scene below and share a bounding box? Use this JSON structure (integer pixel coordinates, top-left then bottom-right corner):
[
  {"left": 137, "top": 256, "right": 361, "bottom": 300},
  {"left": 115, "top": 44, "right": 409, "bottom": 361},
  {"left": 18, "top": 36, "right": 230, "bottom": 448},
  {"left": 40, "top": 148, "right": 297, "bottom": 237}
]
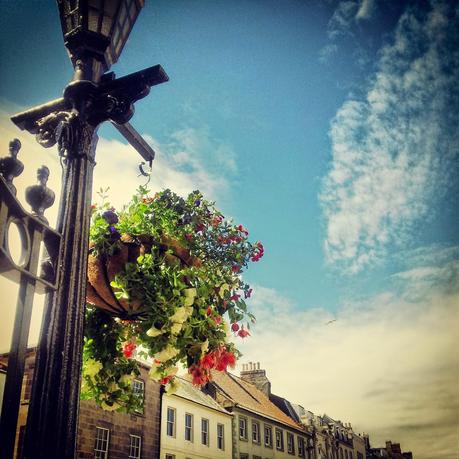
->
[
  {"left": 1, "top": 349, "right": 162, "bottom": 459},
  {"left": 160, "top": 377, "right": 233, "bottom": 459},
  {"left": 206, "top": 369, "right": 311, "bottom": 459}
]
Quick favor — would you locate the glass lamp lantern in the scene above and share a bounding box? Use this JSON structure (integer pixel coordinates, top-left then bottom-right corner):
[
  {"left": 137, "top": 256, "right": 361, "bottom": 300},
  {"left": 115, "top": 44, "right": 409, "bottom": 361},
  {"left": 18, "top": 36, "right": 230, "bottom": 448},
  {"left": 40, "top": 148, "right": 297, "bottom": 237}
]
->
[{"left": 57, "top": 0, "right": 145, "bottom": 81}]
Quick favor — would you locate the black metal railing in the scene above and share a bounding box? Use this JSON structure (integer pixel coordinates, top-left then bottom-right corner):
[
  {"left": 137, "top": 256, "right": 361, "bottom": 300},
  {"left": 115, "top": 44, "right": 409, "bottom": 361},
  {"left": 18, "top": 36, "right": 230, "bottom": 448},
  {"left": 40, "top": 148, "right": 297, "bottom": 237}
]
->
[{"left": 0, "top": 139, "right": 61, "bottom": 458}]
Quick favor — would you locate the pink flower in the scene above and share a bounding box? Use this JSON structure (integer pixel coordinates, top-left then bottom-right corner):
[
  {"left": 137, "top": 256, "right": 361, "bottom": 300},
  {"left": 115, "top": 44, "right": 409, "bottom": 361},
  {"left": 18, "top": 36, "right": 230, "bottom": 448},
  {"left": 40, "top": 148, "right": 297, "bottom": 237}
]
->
[
  {"left": 238, "top": 327, "right": 250, "bottom": 339},
  {"left": 231, "top": 323, "right": 240, "bottom": 332},
  {"left": 230, "top": 293, "right": 240, "bottom": 302},
  {"left": 237, "top": 224, "right": 249, "bottom": 236},
  {"left": 244, "top": 288, "right": 253, "bottom": 299}
]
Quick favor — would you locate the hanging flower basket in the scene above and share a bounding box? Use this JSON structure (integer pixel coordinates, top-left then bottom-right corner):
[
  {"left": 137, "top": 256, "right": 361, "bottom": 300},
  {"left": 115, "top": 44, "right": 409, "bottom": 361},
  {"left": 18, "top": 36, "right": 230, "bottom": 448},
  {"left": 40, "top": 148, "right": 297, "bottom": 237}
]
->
[
  {"left": 81, "top": 187, "right": 264, "bottom": 412},
  {"left": 86, "top": 234, "right": 201, "bottom": 318}
]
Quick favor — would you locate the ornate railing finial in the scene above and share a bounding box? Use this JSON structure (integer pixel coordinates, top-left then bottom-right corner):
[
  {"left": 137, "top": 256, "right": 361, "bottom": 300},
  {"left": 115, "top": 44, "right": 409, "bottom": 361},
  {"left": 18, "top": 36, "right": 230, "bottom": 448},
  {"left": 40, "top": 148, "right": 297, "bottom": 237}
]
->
[
  {"left": 25, "top": 165, "right": 55, "bottom": 225},
  {"left": 0, "top": 139, "right": 24, "bottom": 195}
]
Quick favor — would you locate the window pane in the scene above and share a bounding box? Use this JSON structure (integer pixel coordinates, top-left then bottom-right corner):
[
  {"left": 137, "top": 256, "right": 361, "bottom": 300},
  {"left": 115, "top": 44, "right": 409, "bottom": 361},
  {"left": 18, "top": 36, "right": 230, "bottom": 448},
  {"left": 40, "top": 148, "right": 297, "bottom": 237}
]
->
[
  {"left": 185, "top": 413, "right": 193, "bottom": 441},
  {"left": 167, "top": 408, "right": 175, "bottom": 437},
  {"left": 217, "top": 423, "right": 224, "bottom": 450},
  {"left": 201, "top": 418, "right": 209, "bottom": 445}
]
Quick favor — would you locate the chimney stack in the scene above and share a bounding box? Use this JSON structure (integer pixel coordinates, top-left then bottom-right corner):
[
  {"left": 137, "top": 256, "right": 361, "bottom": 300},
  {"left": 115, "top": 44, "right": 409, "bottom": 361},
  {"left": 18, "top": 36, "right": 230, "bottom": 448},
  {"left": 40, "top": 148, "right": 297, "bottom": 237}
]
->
[{"left": 240, "top": 361, "right": 271, "bottom": 397}]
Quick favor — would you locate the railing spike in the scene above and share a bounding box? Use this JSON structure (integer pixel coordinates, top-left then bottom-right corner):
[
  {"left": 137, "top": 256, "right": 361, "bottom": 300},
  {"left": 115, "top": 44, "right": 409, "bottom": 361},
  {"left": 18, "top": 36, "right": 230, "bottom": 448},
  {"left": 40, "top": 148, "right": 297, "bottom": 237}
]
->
[{"left": 0, "top": 139, "right": 24, "bottom": 195}]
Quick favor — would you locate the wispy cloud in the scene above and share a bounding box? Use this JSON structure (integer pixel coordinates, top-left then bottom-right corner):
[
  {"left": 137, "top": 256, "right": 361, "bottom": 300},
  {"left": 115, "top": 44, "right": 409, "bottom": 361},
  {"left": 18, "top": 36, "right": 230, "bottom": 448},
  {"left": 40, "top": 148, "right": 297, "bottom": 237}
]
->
[
  {"left": 319, "top": 0, "right": 377, "bottom": 64},
  {"left": 320, "top": 1, "right": 459, "bottom": 273},
  {"left": 237, "top": 245, "right": 459, "bottom": 458},
  {"left": 355, "top": 0, "right": 376, "bottom": 21}
]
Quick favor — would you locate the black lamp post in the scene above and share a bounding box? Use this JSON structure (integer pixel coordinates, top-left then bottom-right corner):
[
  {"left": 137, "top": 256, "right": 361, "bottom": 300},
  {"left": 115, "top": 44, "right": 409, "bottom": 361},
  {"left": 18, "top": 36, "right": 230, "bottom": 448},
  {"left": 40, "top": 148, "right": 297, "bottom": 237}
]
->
[{"left": 9, "top": 1, "right": 168, "bottom": 457}]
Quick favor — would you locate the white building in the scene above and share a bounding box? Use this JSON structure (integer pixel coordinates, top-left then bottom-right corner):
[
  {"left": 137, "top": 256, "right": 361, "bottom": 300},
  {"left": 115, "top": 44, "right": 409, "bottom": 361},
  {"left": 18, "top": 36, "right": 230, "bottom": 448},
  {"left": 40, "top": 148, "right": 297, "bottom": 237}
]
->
[{"left": 160, "top": 376, "right": 233, "bottom": 459}]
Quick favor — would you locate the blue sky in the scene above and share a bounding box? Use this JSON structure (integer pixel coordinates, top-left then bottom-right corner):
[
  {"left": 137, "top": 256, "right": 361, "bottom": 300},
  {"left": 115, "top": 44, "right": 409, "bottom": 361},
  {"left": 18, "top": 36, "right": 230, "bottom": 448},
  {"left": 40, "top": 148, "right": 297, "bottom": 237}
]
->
[{"left": 1, "top": 1, "right": 458, "bottom": 457}]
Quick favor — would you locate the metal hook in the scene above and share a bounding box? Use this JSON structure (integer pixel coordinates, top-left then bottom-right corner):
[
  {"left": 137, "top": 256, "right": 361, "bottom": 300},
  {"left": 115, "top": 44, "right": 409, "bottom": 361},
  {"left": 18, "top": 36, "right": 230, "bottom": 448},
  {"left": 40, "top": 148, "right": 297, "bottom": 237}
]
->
[{"left": 138, "top": 159, "right": 153, "bottom": 186}]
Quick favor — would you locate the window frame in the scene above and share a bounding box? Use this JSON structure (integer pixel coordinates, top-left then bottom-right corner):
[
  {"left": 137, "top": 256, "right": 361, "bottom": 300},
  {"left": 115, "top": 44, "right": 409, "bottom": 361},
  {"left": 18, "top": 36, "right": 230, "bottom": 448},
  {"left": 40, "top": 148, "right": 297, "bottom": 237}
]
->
[
  {"left": 166, "top": 407, "right": 176, "bottom": 438},
  {"left": 217, "top": 423, "right": 225, "bottom": 450},
  {"left": 287, "top": 431, "right": 295, "bottom": 455},
  {"left": 128, "top": 434, "right": 142, "bottom": 459},
  {"left": 132, "top": 379, "right": 145, "bottom": 414},
  {"left": 275, "top": 428, "right": 284, "bottom": 451},
  {"left": 185, "top": 412, "right": 194, "bottom": 442},
  {"left": 165, "top": 455, "right": 176, "bottom": 459},
  {"left": 298, "top": 436, "right": 305, "bottom": 457},
  {"left": 239, "top": 416, "right": 248, "bottom": 440},
  {"left": 252, "top": 420, "right": 260, "bottom": 444},
  {"left": 94, "top": 426, "right": 110, "bottom": 459},
  {"left": 264, "top": 424, "right": 273, "bottom": 448},
  {"left": 201, "top": 417, "right": 209, "bottom": 446}
]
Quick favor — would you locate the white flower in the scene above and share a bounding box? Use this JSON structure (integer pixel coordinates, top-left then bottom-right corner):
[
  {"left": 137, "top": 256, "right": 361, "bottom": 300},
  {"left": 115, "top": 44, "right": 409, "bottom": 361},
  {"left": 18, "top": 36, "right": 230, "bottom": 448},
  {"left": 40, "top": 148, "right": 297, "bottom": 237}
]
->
[
  {"left": 84, "top": 358, "right": 103, "bottom": 379},
  {"left": 164, "top": 365, "right": 179, "bottom": 378},
  {"left": 165, "top": 379, "right": 180, "bottom": 395},
  {"left": 101, "top": 401, "right": 121, "bottom": 412},
  {"left": 146, "top": 326, "right": 164, "bottom": 337},
  {"left": 170, "top": 307, "right": 188, "bottom": 324},
  {"left": 107, "top": 382, "right": 120, "bottom": 393},
  {"left": 200, "top": 340, "right": 209, "bottom": 355},
  {"left": 149, "top": 361, "right": 162, "bottom": 381},
  {"left": 118, "top": 374, "right": 134, "bottom": 386},
  {"left": 170, "top": 322, "right": 183, "bottom": 335},
  {"left": 154, "top": 345, "right": 180, "bottom": 362}
]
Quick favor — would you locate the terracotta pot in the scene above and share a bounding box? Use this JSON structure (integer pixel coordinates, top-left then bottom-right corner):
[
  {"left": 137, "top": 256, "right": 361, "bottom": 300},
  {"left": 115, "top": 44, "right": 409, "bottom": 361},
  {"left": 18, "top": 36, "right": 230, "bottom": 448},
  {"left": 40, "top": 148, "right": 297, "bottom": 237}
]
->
[{"left": 86, "top": 235, "right": 200, "bottom": 318}]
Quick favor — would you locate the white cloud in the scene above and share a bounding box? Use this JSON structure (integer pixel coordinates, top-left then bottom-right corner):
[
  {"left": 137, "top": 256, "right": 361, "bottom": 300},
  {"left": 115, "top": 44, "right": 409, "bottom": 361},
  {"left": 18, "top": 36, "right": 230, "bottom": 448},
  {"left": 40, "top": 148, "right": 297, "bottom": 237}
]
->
[
  {"left": 236, "top": 245, "right": 459, "bottom": 458},
  {"left": 355, "top": 0, "right": 376, "bottom": 21},
  {"left": 327, "top": 1, "right": 360, "bottom": 40},
  {"left": 320, "top": 1, "right": 459, "bottom": 273}
]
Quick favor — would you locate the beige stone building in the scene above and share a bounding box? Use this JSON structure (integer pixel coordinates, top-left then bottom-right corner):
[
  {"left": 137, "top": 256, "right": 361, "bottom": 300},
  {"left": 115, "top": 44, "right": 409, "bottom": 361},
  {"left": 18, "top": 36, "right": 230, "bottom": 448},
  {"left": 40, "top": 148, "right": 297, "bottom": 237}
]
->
[
  {"left": 160, "top": 376, "right": 233, "bottom": 459},
  {"left": 206, "top": 369, "right": 311, "bottom": 459}
]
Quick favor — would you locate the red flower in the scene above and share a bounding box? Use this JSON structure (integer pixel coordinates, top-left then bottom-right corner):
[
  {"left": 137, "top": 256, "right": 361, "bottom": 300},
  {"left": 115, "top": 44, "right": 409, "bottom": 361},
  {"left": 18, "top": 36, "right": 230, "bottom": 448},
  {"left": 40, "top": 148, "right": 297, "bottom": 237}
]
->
[
  {"left": 215, "top": 348, "right": 237, "bottom": 371},
  {"left": 214, "top": 315, "right": 222, "bottom": 326},
  {"left": 231, "top": 322, "right": 240, "bottom": 332},
  {"left": 244, "top": 288, "right": 253, "bottom": 299},
  {"left": 196, "top": 223, "right": 205, "bottom": 232},
  {"left": 232, "top": 265, "right": 240, "bottom": 273},
  {"left": 122, "top": 341, "right": 137, "bottom": 359},
  {"left": 160, "top": 375, "right": 173, "bottom": 385},
  {"left": 206, "top": 307, "right": 213, "bottom": 316},
  {"left": 200, "top": 353, "right": 216, "bottom": 370},
  {"left": 185, "top": 233, "right": 193, "bottom": 242},
  {"left": 230, "top": 293, "right": 240, "bottom": 302},
  {"left": 189, "top": 365, "right": 210, "bottom": 386},
  {"left": 238, "top": 327, "right": 250, "bottom": 339}
]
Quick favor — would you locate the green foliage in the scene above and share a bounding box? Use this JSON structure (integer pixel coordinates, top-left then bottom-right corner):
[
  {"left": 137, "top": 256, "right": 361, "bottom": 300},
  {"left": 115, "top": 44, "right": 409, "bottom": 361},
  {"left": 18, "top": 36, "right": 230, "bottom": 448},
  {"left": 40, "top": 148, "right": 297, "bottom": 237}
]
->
[{"left": 83, "top": 187, "right": 263, "bottom": 412}]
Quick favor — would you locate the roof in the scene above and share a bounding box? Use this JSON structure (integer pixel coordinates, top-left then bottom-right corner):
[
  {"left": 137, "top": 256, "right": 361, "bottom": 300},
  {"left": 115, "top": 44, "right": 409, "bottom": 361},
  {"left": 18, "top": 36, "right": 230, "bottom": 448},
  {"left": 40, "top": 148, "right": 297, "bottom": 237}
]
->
[
  {"left": 171, "top": 377, "right": 232, "bottom": 416},
  {"left": 270, "top": 393, "right": 302, "bottom": 423},
  {"left": 209, "top": 370, "right": 304, "bottom": 431}
]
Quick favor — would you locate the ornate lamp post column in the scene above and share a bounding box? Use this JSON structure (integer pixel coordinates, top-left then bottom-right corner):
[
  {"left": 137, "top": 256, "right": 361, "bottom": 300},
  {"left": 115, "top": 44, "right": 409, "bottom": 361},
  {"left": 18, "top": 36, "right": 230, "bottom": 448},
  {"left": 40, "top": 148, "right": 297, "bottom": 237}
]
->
[{"left": 9, "top": 2, "right": 168, "bottom": 457}]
